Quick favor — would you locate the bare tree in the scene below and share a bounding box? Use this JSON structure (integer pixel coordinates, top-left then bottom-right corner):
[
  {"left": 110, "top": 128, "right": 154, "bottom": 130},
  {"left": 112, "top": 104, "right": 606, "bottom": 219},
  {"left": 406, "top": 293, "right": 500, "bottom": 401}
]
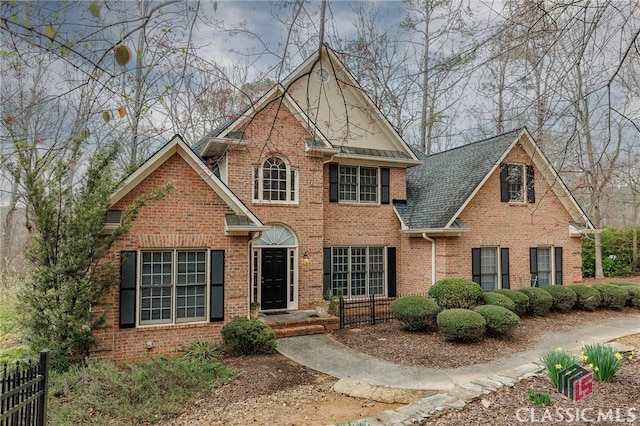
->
[{"left": 403, "top": 0, "right": 475, "bottom": 154}]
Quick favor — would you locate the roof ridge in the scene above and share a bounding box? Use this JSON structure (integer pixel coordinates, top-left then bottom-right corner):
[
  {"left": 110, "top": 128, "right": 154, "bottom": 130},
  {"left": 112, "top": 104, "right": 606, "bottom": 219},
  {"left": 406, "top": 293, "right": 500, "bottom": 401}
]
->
[{"left": 425, "top": 128, "right": 521, "bottom": 158}]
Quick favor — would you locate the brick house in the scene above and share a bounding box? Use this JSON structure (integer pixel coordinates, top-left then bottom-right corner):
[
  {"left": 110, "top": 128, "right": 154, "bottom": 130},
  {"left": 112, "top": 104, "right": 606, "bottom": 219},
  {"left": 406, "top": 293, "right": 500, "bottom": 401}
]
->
[{"left": 94, "top": 47, "right": 593, "bottom": 361}]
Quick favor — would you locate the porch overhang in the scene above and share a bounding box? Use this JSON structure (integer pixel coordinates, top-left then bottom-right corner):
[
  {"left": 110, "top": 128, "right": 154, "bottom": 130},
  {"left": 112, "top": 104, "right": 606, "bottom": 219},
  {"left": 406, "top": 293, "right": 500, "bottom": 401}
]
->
[
  {"left": 225, "top": 214, "right": 269, "bottom": 236},
  {"left": 400, "top": 228, "right": 469, "bottom": 237},
  {"left": 201, "top": 137, "right": 248, "bottom": 157},
  {"left": 569, "top": 222, "right": 596, "bottom": 238}
]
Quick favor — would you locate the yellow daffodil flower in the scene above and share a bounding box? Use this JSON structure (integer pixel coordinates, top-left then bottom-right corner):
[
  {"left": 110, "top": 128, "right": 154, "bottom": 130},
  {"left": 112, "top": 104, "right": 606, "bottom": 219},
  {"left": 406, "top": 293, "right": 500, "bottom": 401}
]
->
[
  {"left": 555, "top": 364, "right": 562, "bottom": 370},
  {"left": 615, "top": 353, "right": 623, "bottom": 361}
]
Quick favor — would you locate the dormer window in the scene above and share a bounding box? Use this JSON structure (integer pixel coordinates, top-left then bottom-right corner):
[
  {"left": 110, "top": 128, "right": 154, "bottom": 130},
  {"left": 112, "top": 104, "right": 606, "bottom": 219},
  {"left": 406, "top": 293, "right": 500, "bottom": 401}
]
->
[{"left": 253, "top": 156, "right": 298, "bottom": 203}]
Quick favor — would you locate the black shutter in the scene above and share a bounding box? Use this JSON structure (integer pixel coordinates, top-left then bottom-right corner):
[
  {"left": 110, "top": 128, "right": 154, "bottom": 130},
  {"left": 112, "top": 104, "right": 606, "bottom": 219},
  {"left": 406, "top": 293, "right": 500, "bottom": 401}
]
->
[
  {"left": 119, "top": 251, "right": 137, "bottom": 328},
  {"left": 471, "top": 248, "right": 481, "bottom": 284},
  {"left": 501, "top": 248, "right": 510, "bottom": 289},
  {"left": 329, "top": 164, "right": 339, "bottom": 202},
  {"left": 210, "top": 250, "right": 225, "bottom": 321},
  {"left": 527, "top": 165, "right": 535, "bottom": 203},
  {"left": 529, "top": 247, "right": 538, "bottom": 286},
  {"left": 555, "top": 247, "right": 563, "bottom": 285},
  {"left": 381, "top": 168, "right": 390, "bottom": 205},
  {"left": 323, "top": 248, "right": 331, "bottom": 296},
  {"left": 387, "top": 247, "right": 397, "bottom": 297},
  {"left": 500, "top": 163, "right": 509, "bottom": 202}
]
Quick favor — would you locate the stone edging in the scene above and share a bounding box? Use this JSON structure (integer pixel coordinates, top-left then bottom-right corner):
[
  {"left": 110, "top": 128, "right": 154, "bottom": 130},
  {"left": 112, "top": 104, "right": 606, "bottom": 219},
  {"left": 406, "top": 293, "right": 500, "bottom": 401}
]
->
[
  {"left": 345, "top": 341, "right": 638, "bottom": 426},
  {"left": 346, "top": 362, "right": 544, "bottom": 426}
]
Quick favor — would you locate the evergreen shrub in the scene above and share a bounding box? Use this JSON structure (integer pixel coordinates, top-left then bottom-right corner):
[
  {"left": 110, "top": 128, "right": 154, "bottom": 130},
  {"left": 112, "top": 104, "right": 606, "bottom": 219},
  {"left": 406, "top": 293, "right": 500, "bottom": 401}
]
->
[
  {"left": 428, "top": 278, "right": 483, "bottom": 309},
  {"left": 437, "top": 309, "right": 486, "bottom": 342},
  {"left": 517, "top": 287, "right": 553, "bottom": 316},
  {"left": 390, "top": 296, "right": 440, "bottom": 331}
]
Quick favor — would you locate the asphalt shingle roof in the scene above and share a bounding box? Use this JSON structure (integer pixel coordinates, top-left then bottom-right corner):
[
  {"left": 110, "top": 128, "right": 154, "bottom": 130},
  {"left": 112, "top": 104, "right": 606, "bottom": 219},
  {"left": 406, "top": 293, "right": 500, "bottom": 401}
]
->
[{"left": 395, "top": 130, "right": 520, "bottom": 230}]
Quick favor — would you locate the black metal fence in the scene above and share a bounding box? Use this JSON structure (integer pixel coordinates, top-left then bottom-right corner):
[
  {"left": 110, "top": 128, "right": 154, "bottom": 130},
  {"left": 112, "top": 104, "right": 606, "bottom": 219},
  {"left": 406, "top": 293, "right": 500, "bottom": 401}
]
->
[
  {"left": 338, "top": 295, "right": 397, "bottom": 328},
  {"left": 338, "top": 293, "right": 431, "bottom": 329},
  {"left": 1, "top": 349, "right": 50, "bottom": 426}
]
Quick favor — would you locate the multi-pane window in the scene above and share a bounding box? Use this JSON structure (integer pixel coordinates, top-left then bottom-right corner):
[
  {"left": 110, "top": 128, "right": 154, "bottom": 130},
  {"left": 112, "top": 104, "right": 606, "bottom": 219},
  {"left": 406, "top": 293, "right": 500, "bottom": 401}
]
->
[
  {"left": 140, "top": 250, "right": 207, "bottom": 325},
  {"left": 253, "top": 156, "right": 297, "bottom": 203},
  {"left": 536, "top": 247, "right": 552, "bottom": 286},
  {"left": 507, "top": 164, "right": 524, "bottom": 202},
  {"left": 480, "top": 247, "right": 498, "bottom": 291},
  {"left": 338, "top": 166, "right": 378, "bottom": 203},
  {"left": 331, "top": 247, "right": 385, "bottom": 297}
]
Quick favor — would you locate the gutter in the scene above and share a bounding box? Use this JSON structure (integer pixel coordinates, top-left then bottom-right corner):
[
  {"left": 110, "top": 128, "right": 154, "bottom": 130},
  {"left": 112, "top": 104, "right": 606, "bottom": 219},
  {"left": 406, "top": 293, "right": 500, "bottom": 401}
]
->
[{"left": 422, "top": 233, "right": 437, "bottom": 285}]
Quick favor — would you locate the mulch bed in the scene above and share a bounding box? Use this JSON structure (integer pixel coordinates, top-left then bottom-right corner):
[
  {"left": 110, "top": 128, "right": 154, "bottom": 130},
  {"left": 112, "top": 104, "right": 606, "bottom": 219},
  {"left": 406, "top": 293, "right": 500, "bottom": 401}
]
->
[{"left": 329, "top": 308, "right": 639, "bottom": 368}]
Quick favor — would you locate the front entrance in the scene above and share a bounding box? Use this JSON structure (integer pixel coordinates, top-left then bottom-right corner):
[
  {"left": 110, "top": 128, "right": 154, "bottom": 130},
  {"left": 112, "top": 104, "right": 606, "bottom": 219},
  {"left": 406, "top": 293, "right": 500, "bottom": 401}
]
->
[{"left": 260, "top": 248, "right": 288, "bottom": 310}]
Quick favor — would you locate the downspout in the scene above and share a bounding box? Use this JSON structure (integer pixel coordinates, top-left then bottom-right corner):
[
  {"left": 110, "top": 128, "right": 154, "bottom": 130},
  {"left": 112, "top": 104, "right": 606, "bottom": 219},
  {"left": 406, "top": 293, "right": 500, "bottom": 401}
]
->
[
  {"left": 422, "top": 233, "right": 436, "bottom": 285},
  {"left": 248, "top": 231, "right": 263, "bottom": 318}
]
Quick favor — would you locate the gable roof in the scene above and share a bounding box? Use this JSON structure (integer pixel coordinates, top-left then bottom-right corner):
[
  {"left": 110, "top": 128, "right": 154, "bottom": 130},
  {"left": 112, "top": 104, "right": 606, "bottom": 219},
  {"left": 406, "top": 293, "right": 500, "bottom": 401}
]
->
[
  {"left": 193, "top": 46, "right": 421, "bottom": 167},
  {"left": 394, "top": 128, "right": 594, "bottom": 234},
  {"left": 110, "top": 134, "right": 267, "bottom": 235}
]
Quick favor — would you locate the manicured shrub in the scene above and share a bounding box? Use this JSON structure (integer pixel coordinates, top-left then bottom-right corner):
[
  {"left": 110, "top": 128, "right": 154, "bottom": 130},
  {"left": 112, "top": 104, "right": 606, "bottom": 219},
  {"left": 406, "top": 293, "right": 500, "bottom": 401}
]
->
[
  {"left": 516, "top": 288, "right": 553, "bottom": 316},
  {"left": 436, "top": 309, "right": 486, "bottom": 342},
  {"left": 622, "top": 285, "right": 640, "bottom": 308},
  {"left": 390, "top": 296, "right": 440, "bottom": 331},
  {"left": 610, "top": 282, "right": 640, "bottom": 287},
  {"left": 492, "top": 289, "right": 530, "bottom": 316},
  {"left": 474, "top": 305, "right": 520, "bottom": 336},
  {"left": 542, "top": 286, "right": 577, "bottom": 312},
  {"left": 567, "top": 285, "right": 601, "bottom": 311},
  {"left": 221, "top": 318, "right": 277, "bottom": 355},
  {"left": 482, "top": 292, "right": 516, "bottom": 312},
  {"left": 428, "top": 278, "right": 483, "bottom": 309},
  {"left": 592, "top": 284, "right": 628, "bottom": 309}
]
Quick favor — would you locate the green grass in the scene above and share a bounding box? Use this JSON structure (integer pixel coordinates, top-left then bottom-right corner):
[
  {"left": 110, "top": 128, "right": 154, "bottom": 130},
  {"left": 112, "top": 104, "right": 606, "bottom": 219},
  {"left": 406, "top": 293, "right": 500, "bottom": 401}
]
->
[
  {"left": 0, "top": 296, "right": 32, "bottom": 365},
  {"left": 49, "top": 356, "right": 237, "bottom": 425}
]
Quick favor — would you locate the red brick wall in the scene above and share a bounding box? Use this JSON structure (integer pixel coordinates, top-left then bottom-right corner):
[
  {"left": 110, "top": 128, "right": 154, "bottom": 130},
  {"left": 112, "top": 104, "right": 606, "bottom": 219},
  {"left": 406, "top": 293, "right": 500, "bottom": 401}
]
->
[
  {"left": 93, "top": 152, "right": 250, "bottom": 362},
  {"left": 225, "top": 102, "right": 326, "bottom": 308},
  {"left": 433, "top": 142, "right": 582, "bottom": 288},
  {"left": 227, "top": 101, "right": 413, "bottom": 303}
]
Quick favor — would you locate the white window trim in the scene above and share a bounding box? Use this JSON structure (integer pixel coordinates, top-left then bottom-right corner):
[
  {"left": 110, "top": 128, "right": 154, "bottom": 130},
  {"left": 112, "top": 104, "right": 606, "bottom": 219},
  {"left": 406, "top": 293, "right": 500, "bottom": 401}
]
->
[
  {"left": 251, "top": 247, "right": 299, "bottom": 310},
  {"left": 479, "top": 246, "right": 501, "bottom": 291},
  {"left": 535, "top": 246, "right": 555, "bottom": 286},
  {"left": 252, "top": 156, "right": 299, "bottom": 205},
  {"left": 507, "top": 163, "right": 527, "bottom": 204},
  {"left": 137, "top": 249, "right": 210, "bottom": 327},
  {"left": 330, "top": 246, "right": 387, "bottom": 298},
  {"left": 338, "top": 165, "right": 380, "bottom": 205}
]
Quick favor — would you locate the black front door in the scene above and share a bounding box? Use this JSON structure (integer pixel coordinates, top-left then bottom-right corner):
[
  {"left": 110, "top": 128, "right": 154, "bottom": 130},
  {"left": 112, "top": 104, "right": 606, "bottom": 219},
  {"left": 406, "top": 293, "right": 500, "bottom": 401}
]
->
[{"left": 261, "top": 248, "right": 287, "bottom": 310}]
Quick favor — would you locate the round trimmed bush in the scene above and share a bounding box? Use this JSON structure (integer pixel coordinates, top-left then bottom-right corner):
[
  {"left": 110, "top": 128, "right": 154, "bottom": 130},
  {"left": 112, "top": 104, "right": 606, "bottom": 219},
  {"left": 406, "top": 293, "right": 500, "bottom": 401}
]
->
[
  {"left": 542, "top": 286, "right": 577, "bottom": 312},
  {"left": 610, "top": 282, "right": 640, "bottom": 287},
  {"left": 492, "top": 289, "right": 530, "bottom": 316},
  {"left": 436, "top": 309, "right": 486, "bottom": 342},
  {"left": 567, "top": 285, "right": 600, "bottom": 311},
  {"left": 516, "top": 288, "right": 553, "bottom": 316},
  {"left": 593, "top": 284, "right": 628, "bottom": 309},
  {"left": 390, "top": 296, "right": 440, "bottom": 331},
  {"left": 221, "top": 318, "right": 277, "bottom": 355},
  {"left": 622, "top": 285, "right": 640, "bottom": 308},
  {"left": 428, "top": 278, "right": 483, "bottom": 309},
  {"left": 474, "top": 305, "right": 520, "bottom": 336},
  {"left": 482, "top": 292, "right": 516, "bottom": 312}
]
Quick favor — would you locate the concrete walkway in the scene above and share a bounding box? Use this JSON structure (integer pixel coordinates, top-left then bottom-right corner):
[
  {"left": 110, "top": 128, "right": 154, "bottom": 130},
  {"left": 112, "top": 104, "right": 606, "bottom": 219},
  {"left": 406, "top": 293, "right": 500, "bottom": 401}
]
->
[{"left": 277, "top": 314, "right": 640, "bottom": 392}]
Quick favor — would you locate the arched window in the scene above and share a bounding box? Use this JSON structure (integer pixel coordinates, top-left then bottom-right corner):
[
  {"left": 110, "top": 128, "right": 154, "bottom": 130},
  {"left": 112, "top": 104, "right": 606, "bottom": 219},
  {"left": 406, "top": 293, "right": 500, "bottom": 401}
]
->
[{"left": 253, "top": 156, "right": 298, "bottom": 203}]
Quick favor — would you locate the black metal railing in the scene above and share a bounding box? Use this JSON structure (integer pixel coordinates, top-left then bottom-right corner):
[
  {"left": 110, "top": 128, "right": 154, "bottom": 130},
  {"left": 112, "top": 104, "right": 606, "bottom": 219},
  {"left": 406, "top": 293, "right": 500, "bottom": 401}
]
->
[
  {"left": 1, "top": 349, "right": 50, "bottom": 426},
  {"left": 338, "top": 295, "right": 396, "bottom": 328}
]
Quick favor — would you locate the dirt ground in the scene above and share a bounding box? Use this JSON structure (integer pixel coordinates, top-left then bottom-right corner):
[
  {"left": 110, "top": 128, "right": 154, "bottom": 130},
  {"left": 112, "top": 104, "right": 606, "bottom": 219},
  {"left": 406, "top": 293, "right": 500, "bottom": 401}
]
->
[{"left": 161, "top": 280, "right": 640, "bottom": 426}]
